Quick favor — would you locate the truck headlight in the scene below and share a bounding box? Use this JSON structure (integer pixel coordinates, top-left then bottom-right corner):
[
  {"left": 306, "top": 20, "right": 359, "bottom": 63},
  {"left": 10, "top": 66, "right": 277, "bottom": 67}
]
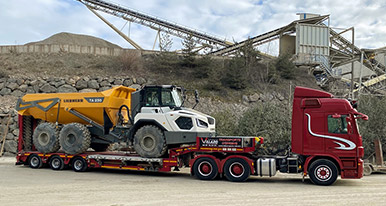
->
[{"left": 196, "top": 119, "right": 208, "bottom": 128}]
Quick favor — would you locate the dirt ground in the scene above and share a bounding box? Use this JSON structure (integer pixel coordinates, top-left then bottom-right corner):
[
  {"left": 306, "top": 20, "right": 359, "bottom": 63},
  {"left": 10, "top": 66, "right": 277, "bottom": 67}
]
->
[{"left": 1, "top": 157, "right": 386, "bottom": 206}]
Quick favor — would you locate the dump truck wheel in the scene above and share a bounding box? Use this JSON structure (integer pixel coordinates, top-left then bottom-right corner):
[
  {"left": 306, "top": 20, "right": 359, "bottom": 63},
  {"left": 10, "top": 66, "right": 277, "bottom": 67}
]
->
[
  {"left": 32, "top": 122, "right": 60, "bottom": 153},
  {"left": 49, "top": 155, "right": 65, "bottom": 170},
  {"left": 133, "top": 125, "right": 167, "bottom": 158},
  {"left": 90, "top": 143, "right": 110, "bottom": 152},
  {"left": 308, "top": 159, "right": 338, "bottom": 186},
  {"left": 23, "top": 116, "right": 33, "bottom": 151},
  {"left": 59, "top": 123, "right": 91, "bottom": 154}
]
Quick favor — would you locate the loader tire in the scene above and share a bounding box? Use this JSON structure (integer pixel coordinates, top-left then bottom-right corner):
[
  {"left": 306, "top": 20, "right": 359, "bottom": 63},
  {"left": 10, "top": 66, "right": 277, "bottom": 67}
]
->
[
  {"left": 59, "top": 123, "right": 91, "bottom": 155},
  {"left": 133, "top": 125, "right": 167, "bottom": 158},
  {"left": 32, "top": 122, "right": 60, "bottom": 153},
  {"left": 90, "top": 143, "right": 110, "bottom": 152},
  {"left": 23, "top": 116, "right": 33, "bottom": 151}
]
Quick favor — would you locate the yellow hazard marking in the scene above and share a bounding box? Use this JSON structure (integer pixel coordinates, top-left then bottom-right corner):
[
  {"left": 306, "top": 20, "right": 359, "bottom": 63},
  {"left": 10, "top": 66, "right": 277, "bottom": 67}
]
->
[
  {"left": 101, "top": 165, "right": 145, "bottom": 171},
  {"left": 164, "top": 160, "right": 177, "bottom": 163}
]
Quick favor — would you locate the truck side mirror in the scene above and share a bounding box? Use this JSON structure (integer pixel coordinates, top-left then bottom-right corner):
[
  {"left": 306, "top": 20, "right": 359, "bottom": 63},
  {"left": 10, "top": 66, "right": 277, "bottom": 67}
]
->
[
  {"left": 346, "top": 117, "right": 353, "bottom": 134},
  {"left": 194, "top": 90, "right": 199, "bottom": 104},
  {"left": 332, "top": 114, "right": 341, "bottom": 118}
]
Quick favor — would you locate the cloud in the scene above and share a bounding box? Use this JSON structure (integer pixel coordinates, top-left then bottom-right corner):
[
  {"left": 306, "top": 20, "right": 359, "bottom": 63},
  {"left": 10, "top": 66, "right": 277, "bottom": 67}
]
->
[{"left": 0, "top": 0, "right": 385, "bottom": 51}]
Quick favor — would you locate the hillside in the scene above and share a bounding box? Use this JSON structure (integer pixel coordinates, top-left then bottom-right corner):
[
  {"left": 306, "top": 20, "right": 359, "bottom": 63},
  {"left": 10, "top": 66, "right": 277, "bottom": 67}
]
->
[{"left": 26, "top": 32, "right": 122, "bottom": 48}]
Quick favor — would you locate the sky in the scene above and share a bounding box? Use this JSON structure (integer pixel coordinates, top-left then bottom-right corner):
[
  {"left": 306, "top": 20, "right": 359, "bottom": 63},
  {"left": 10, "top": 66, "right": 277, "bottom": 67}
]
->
[{"left": 0, "top": 0, "right": 385, "bottom": 53}]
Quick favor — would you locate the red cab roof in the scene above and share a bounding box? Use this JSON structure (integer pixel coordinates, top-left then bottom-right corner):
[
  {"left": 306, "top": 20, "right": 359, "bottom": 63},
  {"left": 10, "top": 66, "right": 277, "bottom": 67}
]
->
[{"left": 294, "top": 86, "right": 333, "bottom": 98}]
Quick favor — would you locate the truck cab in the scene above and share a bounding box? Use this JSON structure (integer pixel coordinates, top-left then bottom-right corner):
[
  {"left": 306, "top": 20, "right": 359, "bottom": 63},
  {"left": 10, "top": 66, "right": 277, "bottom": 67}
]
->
[{"left": 291, "top": 87, "right": 368, "bottom": 184}]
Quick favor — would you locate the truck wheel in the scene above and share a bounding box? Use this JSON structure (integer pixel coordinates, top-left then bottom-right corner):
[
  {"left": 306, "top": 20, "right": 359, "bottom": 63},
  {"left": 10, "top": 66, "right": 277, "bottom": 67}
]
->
[
  {"left": 223, "top": 158, "right": 251, "bottom": 182},
  {"left": 72, "top": 157, "right": 88, "bottom": 172},
  {"left": 193, "top": 157, "right": 218, "bottom": 180},
  {"left": 23, "top": 116, "right": 33, "bottom": 151},
  {"left": 133, "top": 125, "right": 167, "bottom": 158},
  {"left": 59, "top": 123, "right": 91, "bottom": 154},
  {"left": 90, "top": 143, "right": 110, "bottom": 152},
  {"left": 33, "top": 122, "right": 60, "bottom": 153},
  {"left": 308, "top": 159, "right": 338, "bottom": 186},
  {"left": 49, "top": 156, "right": 65, "bottom": 170},
  {"left": 29, "top": 154, "right": 43, "bottom": 169}
]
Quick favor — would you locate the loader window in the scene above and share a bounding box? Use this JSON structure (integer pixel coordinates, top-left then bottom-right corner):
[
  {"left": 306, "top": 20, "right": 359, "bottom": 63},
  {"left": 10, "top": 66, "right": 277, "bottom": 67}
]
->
[
  {"left": 328, "top": 115, "right": 348, "bottom": 134},
  {"left": 144, "top": 89, "right": 159, "bottom": 107}
]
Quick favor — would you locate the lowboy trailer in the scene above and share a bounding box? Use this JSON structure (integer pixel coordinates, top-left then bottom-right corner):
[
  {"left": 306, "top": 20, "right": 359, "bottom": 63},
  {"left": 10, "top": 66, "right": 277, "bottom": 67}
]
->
[{"left": 16, "top": 86, "right": 368, "bottom": 185}]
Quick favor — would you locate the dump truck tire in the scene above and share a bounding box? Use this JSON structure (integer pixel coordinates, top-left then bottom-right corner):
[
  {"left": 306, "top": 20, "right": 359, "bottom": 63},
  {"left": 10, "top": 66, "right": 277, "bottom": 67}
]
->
[
  {"left": 23, "top": 116, "right": 33, "bottom": 151},
  {"left": 59, "top": 123, "right": 91, "bottom": 154},
  {"left": 133, "top": 125, "right": 167, "bottom": 158},
  {"left": 90, "top": 143, "right": 110, "bottom": 152},
  {"left": 32, "top": 122, "right": 60, "bottom": 153}
]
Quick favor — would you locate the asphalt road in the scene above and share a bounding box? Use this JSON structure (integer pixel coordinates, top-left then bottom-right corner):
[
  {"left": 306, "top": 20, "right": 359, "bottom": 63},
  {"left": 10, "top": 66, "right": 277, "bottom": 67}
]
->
[{"left": 0, "top": 157, "right": 386, "bottom": 206}]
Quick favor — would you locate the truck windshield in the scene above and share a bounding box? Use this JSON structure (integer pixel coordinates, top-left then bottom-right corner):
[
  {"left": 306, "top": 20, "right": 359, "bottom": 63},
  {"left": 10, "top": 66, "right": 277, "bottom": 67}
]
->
[{"left": 161, "top": 88, "right": 182, "bottom": 108}]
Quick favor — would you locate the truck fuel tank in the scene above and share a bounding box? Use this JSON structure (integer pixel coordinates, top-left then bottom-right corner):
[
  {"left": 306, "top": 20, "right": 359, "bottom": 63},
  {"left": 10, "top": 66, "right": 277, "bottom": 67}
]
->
[{"left": 256, "top": 158, "right": 277, "bottom": 177}]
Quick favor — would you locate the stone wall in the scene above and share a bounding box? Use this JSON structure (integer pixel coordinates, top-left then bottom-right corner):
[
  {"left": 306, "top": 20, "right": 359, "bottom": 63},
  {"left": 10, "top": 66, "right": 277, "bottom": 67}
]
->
[{"left": 0, "top": 76, "right": 148, "bottom": 156}]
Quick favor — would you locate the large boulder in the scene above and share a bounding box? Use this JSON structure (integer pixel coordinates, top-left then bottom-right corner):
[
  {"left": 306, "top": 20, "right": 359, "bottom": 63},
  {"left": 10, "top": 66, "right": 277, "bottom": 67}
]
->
[
  {"left": 58, "top": 85, "right": 77, "bottom": 93},
  {"left": 40, "top": 84, "right": 57, "bottom": 93},
  {"left": 4, "top": 140, "right": 17, "bottom": 154},
  {"left": 75, "top": 79, "right": 88, "bottom": 89},
  {"left": 0, "top": 88, "right": 11, "bottom": 95},
  {"left": 87, "top": 80, "right": 100, "bottom": 89}
]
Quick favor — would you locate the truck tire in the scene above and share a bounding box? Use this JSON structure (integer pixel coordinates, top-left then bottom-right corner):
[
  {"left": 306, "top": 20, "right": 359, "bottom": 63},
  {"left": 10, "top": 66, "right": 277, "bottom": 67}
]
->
[
  {"left": 28, "top": 154, "right": 43, "bottom": 169},
  {"left": 223, "top": 158, "right": 251, "bottom": 182},
  {"left": 32, "top": 122, "right": 60, "bottom": 153},
  {"left": 90, "top": 143, "right": 110, "bottom": 152},
  {"left": 193, "top": 157, "right": 218, "bottom": 180},
  {"left": 133, "top": 125, "right": 167, "bottom": 158},
  {"left": 72, "top": 157, "right": 88, "bottom": 172},
  {"left": 308, "top": 159, "right": 338, "bottom": 186},
  {"left": 363, "top": 164, "right": 373, "bottom": 176},
  {"left": 49, "top": 155, "right": 65, "bottom": 170},
  {"left": 59, "top": 123, "right": 91, "bottom": 154},
  {"left": 22, "top": 116, "right": 33, "bottom": 151}
]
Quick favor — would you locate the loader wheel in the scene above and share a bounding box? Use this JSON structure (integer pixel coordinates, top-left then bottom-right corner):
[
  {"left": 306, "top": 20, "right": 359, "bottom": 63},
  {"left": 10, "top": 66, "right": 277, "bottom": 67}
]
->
[
  {"left": 133, "top": 125, "right": 167, "bottom": 158},
  {"left": 22, "top": 116, "right": 33, "bottom": 151},
  {"left": 308, "top": 159, "right": 338, "bottom": 186},
  {"left": 59, "top": 123, "right": 91, "bottom": 155},
  {"left": 193, "top": 157, "right": 218, "bottom": 180},
  {"left": 28, "top": 154, "right": 43, "bottom": 169},
  {"left": 32, "top": 122, "right": 60, "bottom": 153},
  {"left": 223, "top": 158, "right": 251, "bottom": 182},
  {"left": 90, "top": 143, "right": 110, "bottom": 152},
  {"left": 49, "top": 155, "right": 65, "bottom": 170}
]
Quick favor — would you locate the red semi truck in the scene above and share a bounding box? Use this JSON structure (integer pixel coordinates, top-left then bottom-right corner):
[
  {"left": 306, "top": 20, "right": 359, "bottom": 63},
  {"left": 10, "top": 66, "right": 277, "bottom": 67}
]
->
[{"left": 15, "top": 86, "right": 368, "bottom": 185}]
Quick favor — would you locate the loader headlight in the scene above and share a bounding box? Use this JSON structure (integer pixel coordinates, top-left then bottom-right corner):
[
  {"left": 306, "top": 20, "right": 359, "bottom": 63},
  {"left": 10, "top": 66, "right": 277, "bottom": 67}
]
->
[{"left": 196, "top": 119, "right": 208, "bottom": 128}]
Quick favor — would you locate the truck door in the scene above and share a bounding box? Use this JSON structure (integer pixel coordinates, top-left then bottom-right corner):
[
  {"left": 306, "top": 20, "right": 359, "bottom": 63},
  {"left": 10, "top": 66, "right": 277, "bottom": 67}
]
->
[
  {"left": 303, "top": 111, "right": 325, "bottom": 154},
  {"left": 325, "top": 113, "right": 356, "bottom": 156}
]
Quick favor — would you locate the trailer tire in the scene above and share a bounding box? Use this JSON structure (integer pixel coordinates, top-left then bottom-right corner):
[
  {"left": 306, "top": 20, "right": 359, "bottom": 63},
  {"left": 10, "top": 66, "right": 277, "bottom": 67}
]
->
[
  {"left": 223, "top": 158, "right": 250, "bottom": 182},
  {"left": 363, "top": 164, "right": 373, "bottom": 176},
  {"left": 72, "top": 157, "right": 88, "bottom": 172},
  {"left": 193, "top": 157, "right": 218, "bottom": 180},
  {"left": 49, "top": 155, "right": 65, "bottom": 170},
  {"left": 308, "top": 159, "right": 338, "bottom": 186},
  {"left": 28, "top": 154, "right": 43, "bottom": 169},
  {"left": 33, "top": 122, "right": 60, "bottom": 153},
  {"left": 60, "top": 123, "right": 91, "bottom": 154},
  {"left": 90, "top": 143, "right": 110, "bottom": 152},
  {"left": 133, "top": 125, "right": 167, "bottom": 158}
]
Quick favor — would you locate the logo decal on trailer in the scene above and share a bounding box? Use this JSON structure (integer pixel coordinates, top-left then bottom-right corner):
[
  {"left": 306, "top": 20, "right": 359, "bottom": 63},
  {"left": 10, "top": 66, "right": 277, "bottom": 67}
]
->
[{"left": 305, "top": 113, "right": 356, "bottom": 150}]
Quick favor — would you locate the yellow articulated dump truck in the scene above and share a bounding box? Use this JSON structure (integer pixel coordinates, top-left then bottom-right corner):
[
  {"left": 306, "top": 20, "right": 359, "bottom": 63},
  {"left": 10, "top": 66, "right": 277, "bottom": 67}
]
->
[{"left": 16, "top": 85, "right": 215, "bottom": 157}]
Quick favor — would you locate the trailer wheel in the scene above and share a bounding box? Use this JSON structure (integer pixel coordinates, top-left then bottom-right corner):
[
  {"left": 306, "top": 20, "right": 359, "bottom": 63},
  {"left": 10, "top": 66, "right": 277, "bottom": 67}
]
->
[
  {"left": 193, "top": 157, "right": 218, "bottom": 180},
  {"left": 133, "top": 125, "right": 167, "bottom": 158},
  {"left": 90, "top": 143, "right": 110, "bottom": 152},
  {"left": 223, "top": 158, "right": 251, "bottom": 182},
  {"left": 363, "top": 164, "right": 373, "bottom": 176},
  {"left": 72, "top": 157, "right": 88, "bottom": 172},
  {"left": 49, "top": 156, "right": 65, "bottom": 170},
  {"left": 60, "top": 123, "right": 91, "bottom": 154},
  {"left": 308, "top": 159, "right": 338, "bottom": 186},
  {"left": 28, "top": 154, "right": 43, "bottom": 169},
  {"left": 33, "top": 122, "right": 60, "bottom": 153}
]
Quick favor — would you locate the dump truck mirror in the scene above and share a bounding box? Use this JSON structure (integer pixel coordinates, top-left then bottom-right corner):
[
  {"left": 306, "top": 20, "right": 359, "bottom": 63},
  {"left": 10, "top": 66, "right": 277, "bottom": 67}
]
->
[{"left": 194, "top": 90, "right": 199, "bottom": 103}]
